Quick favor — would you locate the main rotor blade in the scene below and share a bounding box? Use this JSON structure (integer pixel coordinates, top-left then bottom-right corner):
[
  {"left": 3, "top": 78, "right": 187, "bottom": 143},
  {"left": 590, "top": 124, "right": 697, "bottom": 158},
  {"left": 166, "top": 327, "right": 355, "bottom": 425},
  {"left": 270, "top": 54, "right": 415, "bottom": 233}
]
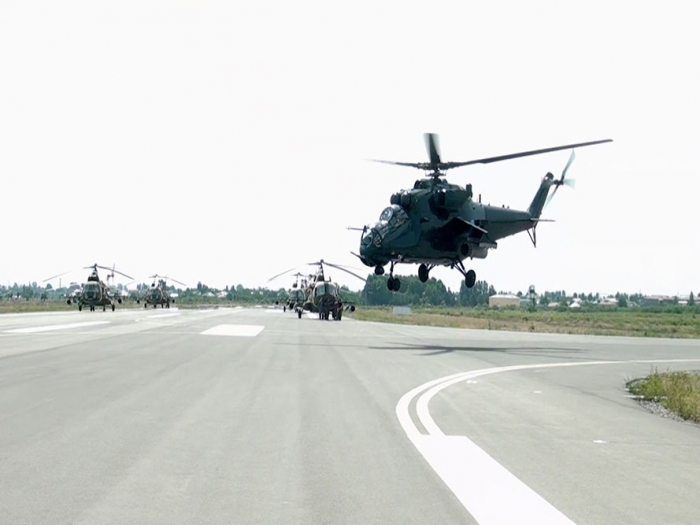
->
[
  {"left": 446, "top": 139, "right": 612, "bottom": 168},
  {"left": 369, "top": 159, "right": 427, "bottom": 169},
  {"left": 322, "top": 261, "right": 367, "bottom": 282},
  {"left": 43, "top": 271, "right": 69, "bottom": 282},
  {"left": 110, "top": 268, "right": 134, "bottom": 280},
  {"left": 267, "top": 267, "right": 298, "bottom": 282},
  {"left": 424, "top": 133, "right": 441, "bottom": 167},
  {"left": 168, "top": 278, "right": 187, "bottom": 287}
]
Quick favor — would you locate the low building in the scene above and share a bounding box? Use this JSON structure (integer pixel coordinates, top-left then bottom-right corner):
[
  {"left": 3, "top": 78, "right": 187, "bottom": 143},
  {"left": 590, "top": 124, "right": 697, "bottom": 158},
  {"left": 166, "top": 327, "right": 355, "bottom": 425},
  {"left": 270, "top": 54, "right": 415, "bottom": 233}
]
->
[{"left": 489, "top": 294, "right": 520, "bottom": 308}]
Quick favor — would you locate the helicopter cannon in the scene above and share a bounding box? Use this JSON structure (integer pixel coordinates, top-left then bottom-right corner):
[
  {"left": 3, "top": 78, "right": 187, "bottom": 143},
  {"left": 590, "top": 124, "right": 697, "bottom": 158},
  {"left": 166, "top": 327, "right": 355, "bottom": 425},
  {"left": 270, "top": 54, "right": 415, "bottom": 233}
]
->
[{"left": 356, "top": 133, "right": 612, "bottom": 291}]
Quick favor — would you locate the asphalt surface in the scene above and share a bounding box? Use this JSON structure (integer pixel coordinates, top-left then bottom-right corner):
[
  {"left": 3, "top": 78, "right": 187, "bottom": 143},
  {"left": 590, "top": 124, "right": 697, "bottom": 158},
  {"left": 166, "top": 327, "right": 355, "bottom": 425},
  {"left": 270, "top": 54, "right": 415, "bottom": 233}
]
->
[{"left": 1, "top": 306, "right": 699, "bottom": 524}]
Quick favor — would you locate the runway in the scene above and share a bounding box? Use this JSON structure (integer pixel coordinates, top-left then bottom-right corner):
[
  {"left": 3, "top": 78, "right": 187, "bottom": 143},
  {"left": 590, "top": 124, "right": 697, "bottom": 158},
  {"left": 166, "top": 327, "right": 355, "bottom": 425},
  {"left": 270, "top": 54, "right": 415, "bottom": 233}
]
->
[{"left": 1, "top": 306, "right": 699, "bottom": 524}]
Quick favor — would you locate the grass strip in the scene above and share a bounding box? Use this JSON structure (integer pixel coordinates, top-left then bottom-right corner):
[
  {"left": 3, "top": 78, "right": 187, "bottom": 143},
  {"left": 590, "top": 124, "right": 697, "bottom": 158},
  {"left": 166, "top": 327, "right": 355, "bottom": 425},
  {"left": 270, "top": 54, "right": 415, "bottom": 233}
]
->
[{"left": 627, "top": 370, "right": 700, "bottom": 423}]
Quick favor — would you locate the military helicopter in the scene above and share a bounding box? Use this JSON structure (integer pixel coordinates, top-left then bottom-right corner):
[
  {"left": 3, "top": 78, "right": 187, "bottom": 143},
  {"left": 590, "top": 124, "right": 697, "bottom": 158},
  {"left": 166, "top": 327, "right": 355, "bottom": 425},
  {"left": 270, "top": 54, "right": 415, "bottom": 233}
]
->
[
  {"left": 355, "top": 133, "right": 612, "bottom": 291},
  {"left": 269, "top": 261, "right": 364, "bottom": 320},
  {"left": 136, "top": 274, "right": 186, "bottom": 308},
  {"left": 67, "top": 264, "right": 134, "bottom": 311},
  {"left": 279, "top": 272, "right": 308, "bottom": 312}
]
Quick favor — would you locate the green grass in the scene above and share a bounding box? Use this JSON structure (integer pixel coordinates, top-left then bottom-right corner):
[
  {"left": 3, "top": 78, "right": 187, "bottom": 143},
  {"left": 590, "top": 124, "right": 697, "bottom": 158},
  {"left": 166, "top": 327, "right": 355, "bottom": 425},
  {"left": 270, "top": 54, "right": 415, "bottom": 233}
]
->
[
  {"left": 628, "top": 370, "right": 700, "bottom": 423},
  {"left": 351, "top": 306, "right": 700, "bottom": 338}
]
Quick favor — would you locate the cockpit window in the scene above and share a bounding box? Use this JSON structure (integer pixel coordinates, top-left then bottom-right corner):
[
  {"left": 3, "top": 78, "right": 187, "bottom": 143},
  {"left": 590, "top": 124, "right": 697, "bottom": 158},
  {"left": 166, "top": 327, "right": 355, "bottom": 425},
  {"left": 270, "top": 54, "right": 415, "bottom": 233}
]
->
[
  {"left": 379, "top": 207, "right": 394, "bottom": 222},
  {"left": 314, "top": 282, "right": 338, "bottom": 297},
  {"left": 378, "top": 205, "right": 408, "bottom": 229}
]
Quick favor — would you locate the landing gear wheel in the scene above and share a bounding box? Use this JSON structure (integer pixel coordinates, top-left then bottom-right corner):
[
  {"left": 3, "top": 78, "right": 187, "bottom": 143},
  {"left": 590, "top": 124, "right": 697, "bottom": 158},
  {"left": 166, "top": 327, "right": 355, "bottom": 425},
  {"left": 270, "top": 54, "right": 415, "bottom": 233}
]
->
[
  {"left": 297, "top": 309, "right": 302, "bottom": 319},
  {"left": 393, "top": 277, "right": 401, "bottom": 291},
  {"left": 153, "top": 304, "right": 157, "bottom": 308},
  {"left": 387, "top": 277, "right": 394, "bottom": 291},
  {"left": 78, "top": 304, "right": 82, "bottom": 312},
  {"left": 374, "top": 265, "right": 385, "bottom": 275},
  {"left": 103, "top": 306, "right": 106, "bottom": 312},
  {"left": 144, "top": 303, "right": 148, "bottom": 308},
  {"left": 166, "top": 302, "right": 170, "bottom": 309},
  {"left": 465, "top": 269, "right": 476, "bottom": 288},
  {"left": 283, "top": 306, "right": 286, "bottom": 312},
  {"left": 337, "top": 311, "right": 342, "bottom": 321},
  {"left": 111, "top": 304, "right": 115, "bottom": 311},
  {"left": 418, "top": 264, "right": 429, "bottom": 283}
]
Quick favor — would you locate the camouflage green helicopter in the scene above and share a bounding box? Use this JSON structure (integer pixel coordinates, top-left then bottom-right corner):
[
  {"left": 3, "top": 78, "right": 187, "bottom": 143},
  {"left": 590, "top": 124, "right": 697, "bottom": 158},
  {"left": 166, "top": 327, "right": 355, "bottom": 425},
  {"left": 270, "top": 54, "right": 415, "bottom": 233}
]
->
[
  {"left": 137, "top": 274, "right": 186, "bottom": 308},
  {"left": 280, "top": 272, "right": 307, "bottom": 312},
  {"left": 355, "top": 133, "right": 612, "bottom": 291},
  {"left": 269, "top": 261, "right": 364, "bottom": 320},
  {"left": 67, "top": 264, "right": 133, "bottom": 311}
]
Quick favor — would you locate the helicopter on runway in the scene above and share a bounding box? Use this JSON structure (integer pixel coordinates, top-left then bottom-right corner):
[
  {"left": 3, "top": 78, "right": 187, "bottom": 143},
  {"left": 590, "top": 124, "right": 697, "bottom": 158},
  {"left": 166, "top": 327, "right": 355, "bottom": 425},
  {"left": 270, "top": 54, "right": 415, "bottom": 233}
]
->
[
  {"left": 67, "top": 264, "right": 133, "bottom": 311},
  {"left": 355, "top": 134, "right": 612, "bottom": 291},
  {"left": 137, "top": 274, "right": 186, "bottom": 308},
  {"left": 269, "top": 261, "right": 365, "bottom": 320}
]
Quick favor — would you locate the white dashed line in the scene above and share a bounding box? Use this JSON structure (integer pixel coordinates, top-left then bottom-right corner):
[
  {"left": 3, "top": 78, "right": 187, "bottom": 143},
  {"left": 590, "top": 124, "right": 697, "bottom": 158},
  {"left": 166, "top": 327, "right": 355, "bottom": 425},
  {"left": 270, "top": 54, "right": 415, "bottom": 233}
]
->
[
  {"left": 200, "top": 325, "right": 265, "bottom": 337},
  {"left": 5, "top": 321, "right": 111, "bottom": 334},
  {"left": 146, "top": 313, "right": 181, "bottom": 319}
]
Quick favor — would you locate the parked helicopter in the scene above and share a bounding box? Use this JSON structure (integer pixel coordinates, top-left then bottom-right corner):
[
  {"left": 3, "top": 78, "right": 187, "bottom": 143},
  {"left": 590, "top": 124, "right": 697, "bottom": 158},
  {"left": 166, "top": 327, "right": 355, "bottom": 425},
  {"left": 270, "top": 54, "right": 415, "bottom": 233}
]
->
[
  {"left": 277, "top": 272, "right": 308, "bottom": 312},
  {"left": 136, "top": 274, "right": 186, "bottom": 308},
  {"left": 355, "top": 133, "right": 612, "bottom": 291},
  {"left": 67, "top": 264, "right": 133, "bottom": 311},
  {"left": 269, "top": 260, "right": 365, "bottom": 320}
]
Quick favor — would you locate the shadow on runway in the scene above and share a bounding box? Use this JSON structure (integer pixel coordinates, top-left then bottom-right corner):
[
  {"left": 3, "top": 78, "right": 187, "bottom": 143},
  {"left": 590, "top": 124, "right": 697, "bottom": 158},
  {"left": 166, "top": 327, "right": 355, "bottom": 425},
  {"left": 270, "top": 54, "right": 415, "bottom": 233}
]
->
[{"left": 369, "top": 342, "right": 593, "bottom": 359}]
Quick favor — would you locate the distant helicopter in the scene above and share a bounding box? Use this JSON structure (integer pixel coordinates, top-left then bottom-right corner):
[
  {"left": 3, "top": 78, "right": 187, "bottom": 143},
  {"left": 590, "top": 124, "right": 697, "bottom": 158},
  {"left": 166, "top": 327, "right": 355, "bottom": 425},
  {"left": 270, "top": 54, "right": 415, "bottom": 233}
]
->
[
  {"left": 355, "top": 133, "right": 612, "bottom": 291},
  {"left": 67, "top": 264, "right": 133, "bottom": 311},
  {"left": 278, "top": 272, "right": 307, "bottom": 312},
  {"left": 137, "top": 274, "right": 186, "bottom": 308},
  {"left": 269, "top": 260, "right": 364, "bottom": 320}
]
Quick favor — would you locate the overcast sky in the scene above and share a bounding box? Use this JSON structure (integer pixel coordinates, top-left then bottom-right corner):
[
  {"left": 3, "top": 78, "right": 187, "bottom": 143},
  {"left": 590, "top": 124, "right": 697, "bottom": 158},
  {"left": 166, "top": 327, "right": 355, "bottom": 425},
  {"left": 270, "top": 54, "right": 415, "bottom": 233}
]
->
[{"left": 1, "top": 1, "right": 698, "bottom": 296}]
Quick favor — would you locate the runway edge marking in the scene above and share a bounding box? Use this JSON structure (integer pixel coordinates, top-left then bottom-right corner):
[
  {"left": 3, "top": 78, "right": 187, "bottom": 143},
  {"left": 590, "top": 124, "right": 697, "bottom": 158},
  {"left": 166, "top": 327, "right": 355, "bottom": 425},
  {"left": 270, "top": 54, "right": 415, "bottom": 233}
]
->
[{"left": 397, "top": 358, "right": 700, "bottom": 525}]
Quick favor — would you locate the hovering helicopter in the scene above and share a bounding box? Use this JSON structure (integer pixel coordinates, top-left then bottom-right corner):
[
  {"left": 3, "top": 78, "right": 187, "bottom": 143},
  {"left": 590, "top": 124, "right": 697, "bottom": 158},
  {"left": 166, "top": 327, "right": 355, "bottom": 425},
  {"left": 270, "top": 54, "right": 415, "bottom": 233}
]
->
[
  {"left": 136, "top": 274, "right": 186, "bottom": 308},
  {"left": 354, "top": 133, "right": 612, "bottom": 291},
  {"left": 269, "top": 260, "right": 365, "bottom": 320},
  {"left": 67, "top": 264, "right": 133, "bottom": 311}
]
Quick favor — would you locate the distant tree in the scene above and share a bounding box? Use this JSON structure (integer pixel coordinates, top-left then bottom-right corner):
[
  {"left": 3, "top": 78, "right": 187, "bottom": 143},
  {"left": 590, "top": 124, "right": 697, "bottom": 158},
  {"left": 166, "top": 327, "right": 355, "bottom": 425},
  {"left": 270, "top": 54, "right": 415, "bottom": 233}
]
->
[
  {"left": 45, "top": 283, "right": 53, "bottom": 290},
  {"left": 689, "top": 292, "right": 695, "bottom": 306},
  {"left": 618, "top": 296, "right": 628, "bottom": 308}
]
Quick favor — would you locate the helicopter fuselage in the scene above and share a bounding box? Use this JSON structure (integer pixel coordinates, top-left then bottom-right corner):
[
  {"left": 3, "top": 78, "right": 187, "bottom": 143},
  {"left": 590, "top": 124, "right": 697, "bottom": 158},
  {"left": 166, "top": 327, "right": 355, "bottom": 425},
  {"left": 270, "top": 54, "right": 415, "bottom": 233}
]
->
[{"left": 358, "top": 177, "right": 548, "bottom": 269}]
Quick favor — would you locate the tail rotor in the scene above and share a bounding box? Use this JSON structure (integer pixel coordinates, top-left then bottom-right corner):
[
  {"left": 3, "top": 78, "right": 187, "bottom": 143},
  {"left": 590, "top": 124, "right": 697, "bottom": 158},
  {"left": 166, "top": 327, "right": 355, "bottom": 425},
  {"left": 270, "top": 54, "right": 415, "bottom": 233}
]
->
[{"left": 545, "top": 150, "right": 576, "bottom": 208}]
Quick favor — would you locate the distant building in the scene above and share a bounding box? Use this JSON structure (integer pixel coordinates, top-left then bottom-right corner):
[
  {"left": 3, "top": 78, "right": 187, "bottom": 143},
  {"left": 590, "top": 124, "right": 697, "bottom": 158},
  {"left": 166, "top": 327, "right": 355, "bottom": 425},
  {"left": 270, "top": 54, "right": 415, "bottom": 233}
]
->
[
  {"left": 641, "top": 295, "right": 673, "bottom": 307},
  {"left": 489, "top": 294, "right": 520, "bottom": 308}
]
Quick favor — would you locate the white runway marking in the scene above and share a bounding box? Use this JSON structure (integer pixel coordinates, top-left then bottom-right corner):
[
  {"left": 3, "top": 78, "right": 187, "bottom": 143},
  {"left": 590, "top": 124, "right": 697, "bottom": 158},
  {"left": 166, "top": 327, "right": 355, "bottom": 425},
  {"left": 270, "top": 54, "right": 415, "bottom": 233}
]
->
[
  {"left": 5, "top": 321, "right": 111, "bottom": 334},
  {"left": 200, "top": 325, "right": 264, "bottom": 337},
  {"left": 397, "top": 358, "right": 700, "bottom": 525},
  {"left": 146, "top": 313, "right": 181, "bottom": 319}
]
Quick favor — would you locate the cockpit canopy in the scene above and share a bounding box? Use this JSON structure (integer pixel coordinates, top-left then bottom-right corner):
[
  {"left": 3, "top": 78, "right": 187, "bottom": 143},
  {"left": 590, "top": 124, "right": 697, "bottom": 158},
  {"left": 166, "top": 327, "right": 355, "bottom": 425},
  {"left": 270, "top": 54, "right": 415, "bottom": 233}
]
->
[
  {"left": 313, "top": 282, "right": 338, "bottom": 298},
  {"left": 379, "top": 204, "right": 409, "bottom": 227}
]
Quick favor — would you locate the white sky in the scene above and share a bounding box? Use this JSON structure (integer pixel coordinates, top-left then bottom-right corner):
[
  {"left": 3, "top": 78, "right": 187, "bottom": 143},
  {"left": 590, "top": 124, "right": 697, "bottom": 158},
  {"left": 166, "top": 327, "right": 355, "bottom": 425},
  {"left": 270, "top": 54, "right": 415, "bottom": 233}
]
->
[{"left": 1, "top": 1, "right": 698, "bottom": 296}]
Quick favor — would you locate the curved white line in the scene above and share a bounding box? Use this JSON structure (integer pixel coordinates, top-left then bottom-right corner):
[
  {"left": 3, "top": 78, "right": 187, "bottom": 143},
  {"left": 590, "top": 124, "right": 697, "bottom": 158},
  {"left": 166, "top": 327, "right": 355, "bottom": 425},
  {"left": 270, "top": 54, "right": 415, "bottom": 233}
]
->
[{"left": 398, "top": 358, "right": 700, "bottom": 525}]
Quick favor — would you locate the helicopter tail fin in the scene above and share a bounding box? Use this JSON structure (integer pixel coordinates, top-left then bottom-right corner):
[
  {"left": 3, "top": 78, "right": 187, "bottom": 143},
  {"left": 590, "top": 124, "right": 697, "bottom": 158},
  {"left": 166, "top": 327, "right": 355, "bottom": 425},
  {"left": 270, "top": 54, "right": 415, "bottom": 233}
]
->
[{"left": 527, "top": 175, "right": 554, "bottom": 219}]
